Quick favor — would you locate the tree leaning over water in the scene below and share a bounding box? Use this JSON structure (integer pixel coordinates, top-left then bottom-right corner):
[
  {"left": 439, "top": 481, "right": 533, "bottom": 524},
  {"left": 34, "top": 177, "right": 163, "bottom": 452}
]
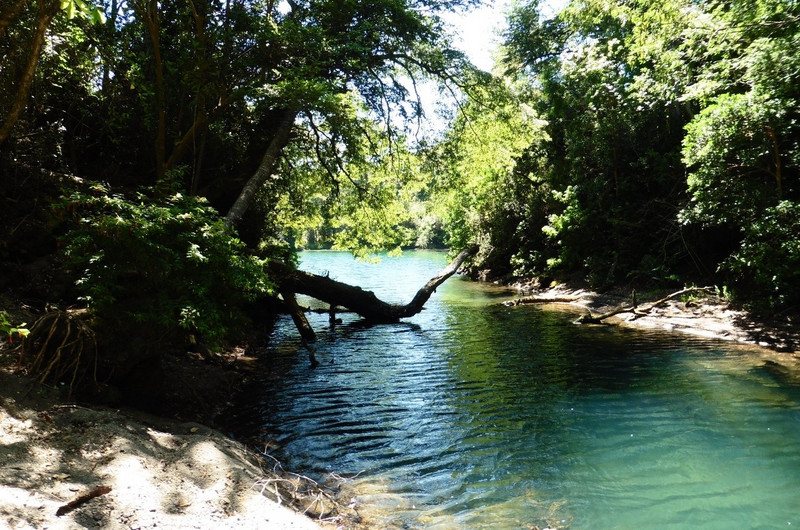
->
[
  {"left": 2, "top": 0, "right": 800, "bottom": 396},
  {"left": 0, "top": 0, "right": 485, "bottom": 390}
]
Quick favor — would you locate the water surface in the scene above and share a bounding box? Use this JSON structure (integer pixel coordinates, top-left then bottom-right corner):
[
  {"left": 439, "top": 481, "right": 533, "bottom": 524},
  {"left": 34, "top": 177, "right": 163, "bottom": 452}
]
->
[{"left": 241, "top": 251, "right": 800, "bottom": 528}]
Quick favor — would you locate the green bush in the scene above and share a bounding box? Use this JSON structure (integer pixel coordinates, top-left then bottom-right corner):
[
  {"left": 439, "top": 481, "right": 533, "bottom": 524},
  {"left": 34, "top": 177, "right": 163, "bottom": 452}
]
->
[
  {"left": 723, "top": 201, "right": 800, "bottom": 311},
  {"left": 56, "top": 183, "right": 276, "bottom": 348}
]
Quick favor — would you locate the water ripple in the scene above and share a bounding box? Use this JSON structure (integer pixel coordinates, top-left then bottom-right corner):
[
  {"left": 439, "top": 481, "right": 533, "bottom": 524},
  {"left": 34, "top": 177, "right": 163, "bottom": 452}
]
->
[{"left": 226, "top": 251, "right": 800, "bottom": 529}]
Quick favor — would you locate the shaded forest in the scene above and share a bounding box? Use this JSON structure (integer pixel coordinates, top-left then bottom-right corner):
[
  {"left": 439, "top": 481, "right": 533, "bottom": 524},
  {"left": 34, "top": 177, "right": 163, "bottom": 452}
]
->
[{"left": 1, "top": 0, "right": 798, "bottom": 403}]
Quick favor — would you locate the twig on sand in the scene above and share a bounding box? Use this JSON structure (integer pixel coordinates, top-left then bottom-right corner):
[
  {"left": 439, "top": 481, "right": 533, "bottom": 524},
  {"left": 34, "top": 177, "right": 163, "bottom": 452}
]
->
[{"left": 55, "top": 485, "right": 112, "bottom": 516}]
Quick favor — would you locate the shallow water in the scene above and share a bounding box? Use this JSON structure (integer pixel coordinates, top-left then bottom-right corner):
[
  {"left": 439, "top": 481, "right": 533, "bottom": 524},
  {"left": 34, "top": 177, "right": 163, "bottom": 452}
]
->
[{"left": 239, "top": 251, "right": 800, "bottom": 528}]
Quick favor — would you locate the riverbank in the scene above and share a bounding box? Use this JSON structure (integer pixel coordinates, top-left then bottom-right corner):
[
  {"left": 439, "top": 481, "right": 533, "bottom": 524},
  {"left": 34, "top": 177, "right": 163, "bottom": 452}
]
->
[
  {"left": 505, "top": 280, "right": 800, "bottom": 365},
  {"left": 0, "top": 342, "right": 364, "bottom": 529}
]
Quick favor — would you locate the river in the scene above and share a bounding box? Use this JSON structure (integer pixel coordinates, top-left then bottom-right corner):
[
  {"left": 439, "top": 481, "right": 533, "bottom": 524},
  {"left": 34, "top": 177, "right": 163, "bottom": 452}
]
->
[{"left": 235, "top": 250, "right": 800, "bottom": 528}]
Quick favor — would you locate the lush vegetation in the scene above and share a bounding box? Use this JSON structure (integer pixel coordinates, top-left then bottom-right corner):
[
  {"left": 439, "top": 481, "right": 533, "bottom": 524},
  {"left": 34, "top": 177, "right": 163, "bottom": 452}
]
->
[
  {"left": 429, "top": 0, "right": 799, "bottom": 312},
  {"left": 57, "top": 184, "right": 276, "bottom": 348},
  {"left": 1, "top": 0, "right": 479, "bottom": 357},
  {"left": 1, "top": 0, "right": 798, "bottom": 367}
]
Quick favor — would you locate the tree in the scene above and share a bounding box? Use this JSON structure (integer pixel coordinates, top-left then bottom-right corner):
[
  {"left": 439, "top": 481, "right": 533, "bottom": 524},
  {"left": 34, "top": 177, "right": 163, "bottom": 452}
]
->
[
  {"left": 492, "top": 0, "right": 798, "bottom": 306},
  {"left": 2, "top": 0, "right": 488, "bottom": 362},
  {"left": 0, "top": 0, "right": 61, "bottom": 146},
  {"left": 496, "top": 0, "right": 692, "bottom": 285},
  {"left": 417, "top": 73, "right": 547, "bottom": 277},
  {"left": 677, "top": 0, "right": 800, "bottom": 306}
]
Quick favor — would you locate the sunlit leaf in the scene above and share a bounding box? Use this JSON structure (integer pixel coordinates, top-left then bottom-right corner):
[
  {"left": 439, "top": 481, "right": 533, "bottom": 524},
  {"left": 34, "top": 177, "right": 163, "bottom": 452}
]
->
[{"left": 91, "top": 6, "right": 107, "bottom": 24}]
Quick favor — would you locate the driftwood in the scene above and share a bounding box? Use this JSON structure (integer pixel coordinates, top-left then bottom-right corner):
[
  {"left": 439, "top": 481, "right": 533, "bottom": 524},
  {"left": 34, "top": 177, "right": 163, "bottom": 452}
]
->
[
  {"left": 574, "top": 286, "right": 715, "bottom": 324},
  {"left": 502, "top": 296, "right": 579, "bottom": 306},
  {"left": 279, "top": 246, "right": 476, "bottom": 341}
]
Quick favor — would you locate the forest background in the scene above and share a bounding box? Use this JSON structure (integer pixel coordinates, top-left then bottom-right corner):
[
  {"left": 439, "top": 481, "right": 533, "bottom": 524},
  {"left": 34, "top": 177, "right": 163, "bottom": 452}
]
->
[{"left": 1, "top": 0, "right": 798, "bottom": 400}]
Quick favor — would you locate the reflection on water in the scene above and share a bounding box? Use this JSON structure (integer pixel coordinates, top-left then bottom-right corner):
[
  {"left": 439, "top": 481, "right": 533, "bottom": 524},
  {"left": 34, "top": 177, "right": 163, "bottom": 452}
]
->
[{"left": 234, "top": 251, "right": 800, "bottom": 528}]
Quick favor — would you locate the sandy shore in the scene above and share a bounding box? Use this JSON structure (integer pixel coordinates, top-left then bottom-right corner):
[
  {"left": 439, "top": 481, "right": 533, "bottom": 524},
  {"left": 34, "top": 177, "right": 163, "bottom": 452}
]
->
[
  {"left": 505, "top": 282, "right": 799, "bottom": 366},
  {"left": 0, "top": 357, "right": 350, "bottom": 530}
]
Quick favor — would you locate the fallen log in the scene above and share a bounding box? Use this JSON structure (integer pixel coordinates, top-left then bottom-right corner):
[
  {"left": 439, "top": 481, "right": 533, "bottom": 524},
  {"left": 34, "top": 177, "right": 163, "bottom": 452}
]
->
[
  {"left": 502, "top": 296, "right": 579, "bottom": 306},
  {"left": 279, "top": 288, "right": 317, "bottom": 343},
  {"left": 280, "top": 246, "right": 476, "bottom": 336},
  {"left": 574, "top": 286, "right": 715, "bottom": 324}
]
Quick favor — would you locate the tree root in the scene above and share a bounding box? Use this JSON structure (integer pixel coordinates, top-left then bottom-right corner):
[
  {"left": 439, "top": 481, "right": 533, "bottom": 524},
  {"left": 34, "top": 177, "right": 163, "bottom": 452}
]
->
[
  {"left": 20, "top": 310, "right": 98, "bottom": 395},
  {"left": 252, "top": 451, "right": 362, "bottom": 524}
]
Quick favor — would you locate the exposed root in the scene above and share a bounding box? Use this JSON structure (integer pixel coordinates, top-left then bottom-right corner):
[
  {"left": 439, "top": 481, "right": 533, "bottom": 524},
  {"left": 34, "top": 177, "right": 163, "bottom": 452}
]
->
[
  {"left": 252, "top": 450, "right": 363, "bottom": 525},
  {"left": 20, "top": 310, "right": 98, "bottom": 395}
]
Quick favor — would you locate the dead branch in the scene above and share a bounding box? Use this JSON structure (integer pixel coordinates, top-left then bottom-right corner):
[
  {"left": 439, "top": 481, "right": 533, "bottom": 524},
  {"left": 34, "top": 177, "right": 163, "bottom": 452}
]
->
[
  {"left": 55, "top": 485, "right": 112, "bottom": 516},
  {"left": 574, "top": 286, "right": 715, "bottom": 324}
]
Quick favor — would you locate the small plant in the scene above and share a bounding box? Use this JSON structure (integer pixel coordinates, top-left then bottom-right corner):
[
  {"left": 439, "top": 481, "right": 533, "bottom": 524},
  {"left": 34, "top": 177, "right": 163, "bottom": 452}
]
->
[
  {"left": 0, "top": 310, "right": 29, "bottom": 345},
  {"left": 715, "top": 285, "right": 732, "bottom": 300}
]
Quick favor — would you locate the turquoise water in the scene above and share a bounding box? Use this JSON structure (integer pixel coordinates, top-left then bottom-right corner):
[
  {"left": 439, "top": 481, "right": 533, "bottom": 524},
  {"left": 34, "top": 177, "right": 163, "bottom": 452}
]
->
[{"left": 242, "top": 251, "right": 800, "bottom": 528}]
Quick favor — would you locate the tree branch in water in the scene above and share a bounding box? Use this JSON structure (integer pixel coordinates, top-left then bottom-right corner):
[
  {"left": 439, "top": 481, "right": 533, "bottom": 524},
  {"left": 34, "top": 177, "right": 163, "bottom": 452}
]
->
[{"left": 280, "top": 246, "right": 476, "bottom": 338}]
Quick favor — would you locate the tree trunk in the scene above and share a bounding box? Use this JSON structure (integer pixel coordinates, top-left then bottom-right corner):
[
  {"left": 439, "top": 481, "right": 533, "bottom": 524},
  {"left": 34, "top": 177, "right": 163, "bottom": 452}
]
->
[
  {"left": 767, "top": 127, "right": 782, "bottom": 199},
  {"left": 0, "top": 0, "right": 60, "bottom": 146},
  {"left": 280, "top": 288, "right": 317, "bottom": 342},
  {"left": 283, "top": 246, "right": 477, "bottom": 324},
  {"left": 224, "top": 108, "right": 298, "bottom": 227},
  {"left": 133, "top": 0, "right": 167, "bottom": 183}
]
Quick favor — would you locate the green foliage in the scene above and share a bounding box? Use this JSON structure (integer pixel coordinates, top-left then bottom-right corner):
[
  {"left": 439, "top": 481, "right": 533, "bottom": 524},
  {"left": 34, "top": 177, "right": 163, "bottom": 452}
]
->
[
  {"left": 60, "top": 0, "right": 106, "bottom": 23},
  {"left": 681, "top": 93, "right": 790, "bottom": 226},
  {"left": 472, "top": 0, "right": 800, "bottom": 308},
  {"left": 494, "top": 0, "right": 692, "bottom": 285},
  {"left": 723, "top": 201, "right": 800, "bottom": 310},
  {"left": 57, "top": 183, "right": 275, "bottom": 347},
  {"left": 0, "top": 311, "right": 29, "bottom": 345},
  {"left": 421, "top": 77, "right": 548, "bottom": 276}
]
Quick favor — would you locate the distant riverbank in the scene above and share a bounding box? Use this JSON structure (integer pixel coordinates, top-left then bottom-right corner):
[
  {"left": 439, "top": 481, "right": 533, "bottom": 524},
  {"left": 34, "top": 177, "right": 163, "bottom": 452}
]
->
[{"left": 503, "top": 279, "right": 799, "bottom": 367}]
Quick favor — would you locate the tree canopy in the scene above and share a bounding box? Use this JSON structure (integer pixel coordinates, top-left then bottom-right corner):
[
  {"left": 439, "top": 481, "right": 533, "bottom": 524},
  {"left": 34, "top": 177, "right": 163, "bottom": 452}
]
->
[
  {"left": 430, "top": 0, "right": 799, "bottom": 310},
  {"left": 2, "top": 0, "right": 799, "bottom": 364}
]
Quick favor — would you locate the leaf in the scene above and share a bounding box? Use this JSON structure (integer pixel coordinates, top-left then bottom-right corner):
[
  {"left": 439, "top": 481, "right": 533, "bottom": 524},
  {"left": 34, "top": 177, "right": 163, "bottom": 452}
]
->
[
  {"left": 63, "top": 0, "right": 77, "bottom": 19},
  {"left": 91, "top": 7, "right": 107, "bottom": 24}
]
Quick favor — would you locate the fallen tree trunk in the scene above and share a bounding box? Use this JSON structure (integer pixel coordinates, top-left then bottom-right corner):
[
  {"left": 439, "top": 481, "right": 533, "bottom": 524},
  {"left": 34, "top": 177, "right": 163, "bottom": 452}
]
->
[
  {"left": 574, "top": 286, "right": 714, "bottom": 324},
  {"left": 502, "top": 296, "right": 580, "bottom": 306},
  {"left": 283, "top": 246, "right": 476, "bottom": 328},
  {"left": 279, "top": 288, "right": 317, "bottom": 343}
]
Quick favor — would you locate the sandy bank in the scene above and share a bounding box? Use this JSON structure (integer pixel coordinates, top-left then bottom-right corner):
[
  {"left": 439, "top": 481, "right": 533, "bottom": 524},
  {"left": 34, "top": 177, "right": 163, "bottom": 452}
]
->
[
  {"left": 0, "top": 357, "right": 351, "bottom": 530},
  {"left": 505, "top": 282, "right": 799, "bottom": 364}
]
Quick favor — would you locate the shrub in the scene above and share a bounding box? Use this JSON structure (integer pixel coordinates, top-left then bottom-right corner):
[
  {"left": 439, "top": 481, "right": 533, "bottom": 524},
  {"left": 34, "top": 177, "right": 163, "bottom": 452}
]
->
[
  {"left": 723, "top": 201, "right": 800, "bottom": 311},
  {"left": 56, "top": 183, "right": 275, "bottom": 348}
]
